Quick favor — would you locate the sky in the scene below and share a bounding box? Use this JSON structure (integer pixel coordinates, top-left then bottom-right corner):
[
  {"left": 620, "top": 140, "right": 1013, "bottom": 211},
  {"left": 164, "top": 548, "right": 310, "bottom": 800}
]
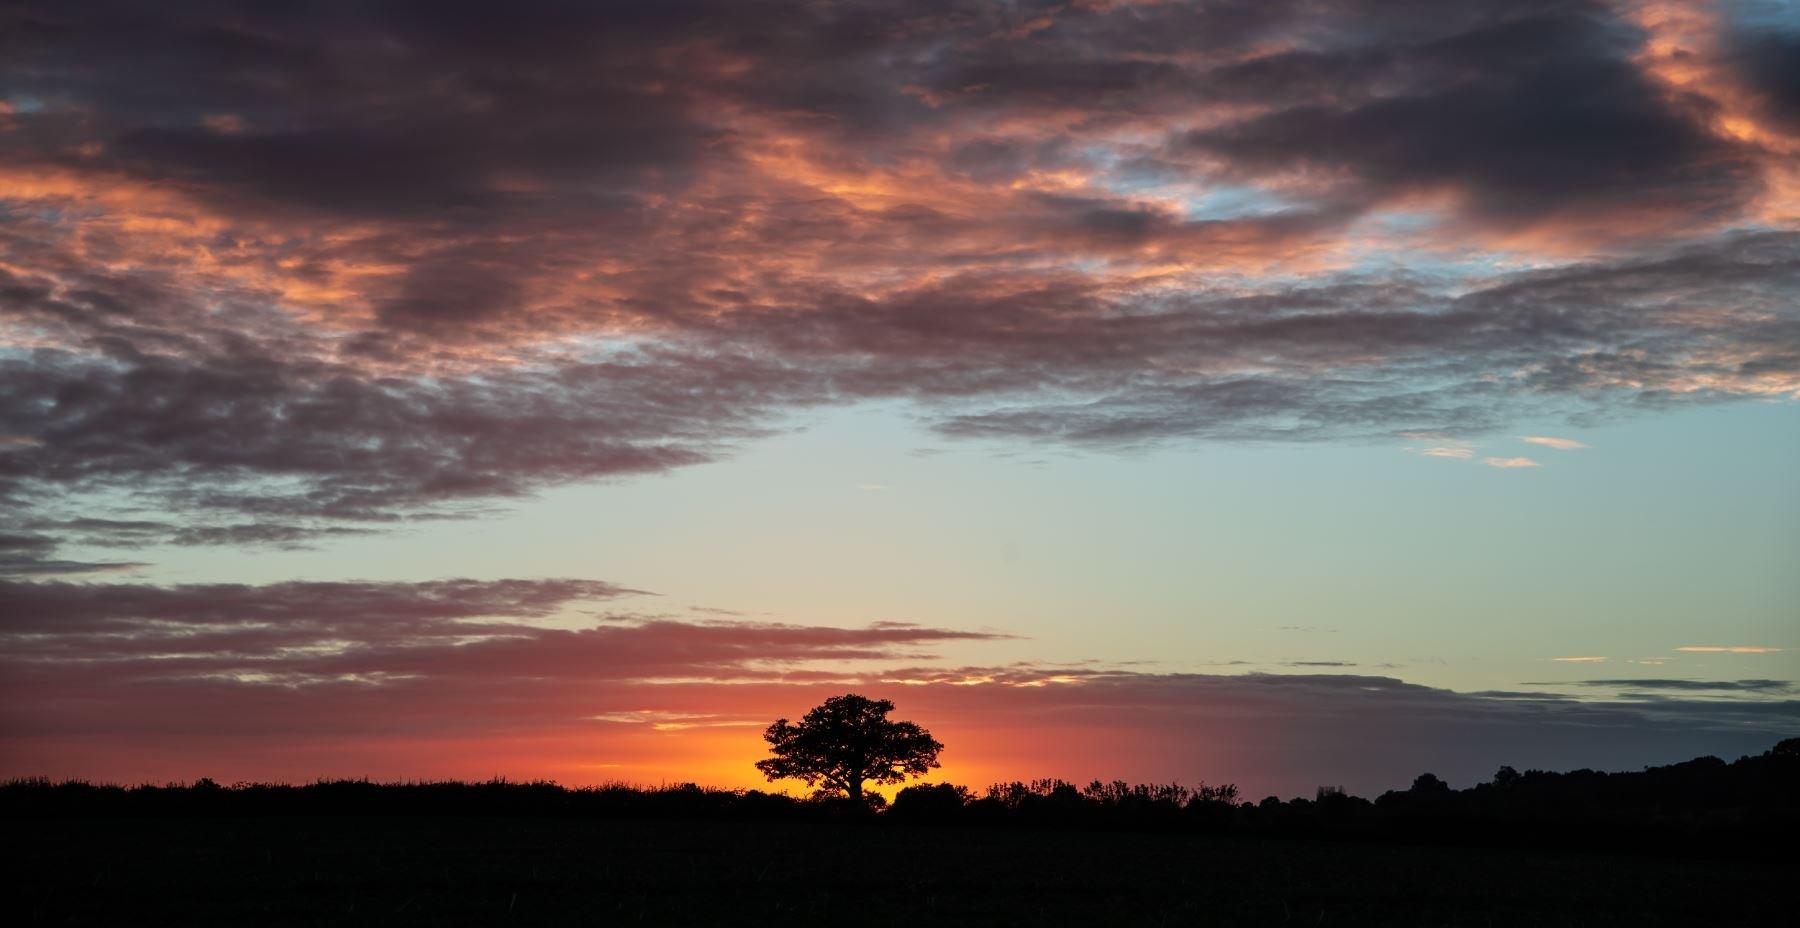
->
[{"left": 1, "top": 0, "right": 1797, "bottom": 800}]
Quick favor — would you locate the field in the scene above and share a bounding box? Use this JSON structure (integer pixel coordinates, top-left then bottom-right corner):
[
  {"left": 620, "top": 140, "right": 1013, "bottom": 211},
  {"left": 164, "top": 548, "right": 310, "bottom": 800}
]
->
[{"left": 13, "top": 815, "right": 1786, "bottom": 927}]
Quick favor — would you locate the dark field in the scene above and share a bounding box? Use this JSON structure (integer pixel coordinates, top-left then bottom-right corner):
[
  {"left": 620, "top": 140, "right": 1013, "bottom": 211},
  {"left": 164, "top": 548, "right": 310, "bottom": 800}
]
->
[{"left": 12, "top": 815, "right": 1787, "bottom": 927}]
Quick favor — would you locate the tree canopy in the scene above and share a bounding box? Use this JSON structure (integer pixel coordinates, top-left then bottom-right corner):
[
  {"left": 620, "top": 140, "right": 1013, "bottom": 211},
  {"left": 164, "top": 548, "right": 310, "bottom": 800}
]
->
[{"left": 754, "top": 694, "right": 942, "bottom": 803}]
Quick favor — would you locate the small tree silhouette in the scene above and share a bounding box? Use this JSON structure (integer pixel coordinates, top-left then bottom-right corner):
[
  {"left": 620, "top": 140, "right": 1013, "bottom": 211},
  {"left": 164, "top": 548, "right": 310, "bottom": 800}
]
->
[
  {"left": 754, "top": 693, "right": 942, "bottom": 805},
  {"left": 1409, "top": 773, "right": 1452, "bottom": 799}
]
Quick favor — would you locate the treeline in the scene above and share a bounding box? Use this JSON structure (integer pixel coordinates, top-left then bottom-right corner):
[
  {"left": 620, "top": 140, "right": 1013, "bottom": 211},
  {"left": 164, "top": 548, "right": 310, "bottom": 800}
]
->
[
  {"left": 6, "top": 739, "right": 1795, "bottom": 854},
  {"left": 887, "top": 739, "right": 1798, "bottom": 854}
]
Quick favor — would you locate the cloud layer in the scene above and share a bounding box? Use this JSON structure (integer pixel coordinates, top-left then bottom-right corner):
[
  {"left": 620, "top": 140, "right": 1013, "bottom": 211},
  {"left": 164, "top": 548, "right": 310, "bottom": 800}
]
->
[
  {"left": 1, "top": 0, "right": 1797, "bottom": 552},
  {"left": 2, "top": 576, "right": 1792, "bottom": 796}
]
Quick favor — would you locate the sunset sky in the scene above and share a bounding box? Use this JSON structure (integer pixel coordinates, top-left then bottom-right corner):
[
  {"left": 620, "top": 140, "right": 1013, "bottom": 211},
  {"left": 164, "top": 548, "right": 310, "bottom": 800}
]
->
[{"left": 2, "top": 0, "right": 1797, "bottom": 800}]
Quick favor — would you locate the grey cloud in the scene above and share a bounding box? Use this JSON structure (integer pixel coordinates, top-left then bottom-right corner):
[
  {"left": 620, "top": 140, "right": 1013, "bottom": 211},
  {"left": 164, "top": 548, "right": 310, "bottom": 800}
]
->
[
  {"left": 1558, "top": 679, "right": 1793, "bottom": 692},
  {"left": 925, "top": 232, "right": 1800, "bottom": 444},
  {"left": 1182, "top": 10, "right": 1759, "bottom": 229},
  {"left": 0, "top": 344, "right": 818, "bottom": 525},
  {"left": 1, "top": 1, "right": 1795, "bottom": 553},
  {"left": 0, "top": 532, "right": 147, "bottom": 577}
]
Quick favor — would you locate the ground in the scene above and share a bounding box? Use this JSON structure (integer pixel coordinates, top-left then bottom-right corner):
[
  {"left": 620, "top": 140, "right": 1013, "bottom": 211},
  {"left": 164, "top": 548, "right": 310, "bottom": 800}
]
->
[{"left": 12, "top": 816, "right": 1784, "bottom": 926}]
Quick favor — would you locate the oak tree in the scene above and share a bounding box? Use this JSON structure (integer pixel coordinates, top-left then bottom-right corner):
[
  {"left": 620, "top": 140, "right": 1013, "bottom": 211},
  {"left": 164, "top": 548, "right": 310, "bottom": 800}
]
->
[{"left": 754, "top": 694, "right": 942, "bottom": 804}]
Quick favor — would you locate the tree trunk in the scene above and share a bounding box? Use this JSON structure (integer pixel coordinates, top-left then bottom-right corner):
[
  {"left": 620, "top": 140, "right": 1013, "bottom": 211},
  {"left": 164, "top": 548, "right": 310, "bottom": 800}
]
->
[{"left": 848, "top": 775, "right": 864, "bottom": 804}]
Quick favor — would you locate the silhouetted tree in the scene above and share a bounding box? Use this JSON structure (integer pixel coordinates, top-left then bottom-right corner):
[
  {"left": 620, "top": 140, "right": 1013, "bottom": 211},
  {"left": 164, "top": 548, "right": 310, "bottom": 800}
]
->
[
  {"left": 1410, "top": 773, "right": 1451, "bottom": 796},
  {"left": 1193, "top": 782, "right": 1241, "bottom": 805},
  {"left": 754, "top": 694, "right": 942, "bottom": 805}
]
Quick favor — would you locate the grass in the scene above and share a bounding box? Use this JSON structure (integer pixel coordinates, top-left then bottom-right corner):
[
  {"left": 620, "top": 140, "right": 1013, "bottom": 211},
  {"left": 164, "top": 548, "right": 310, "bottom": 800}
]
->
[{"left": 12, "top": 814, "right": 1786, "bottom": 926}]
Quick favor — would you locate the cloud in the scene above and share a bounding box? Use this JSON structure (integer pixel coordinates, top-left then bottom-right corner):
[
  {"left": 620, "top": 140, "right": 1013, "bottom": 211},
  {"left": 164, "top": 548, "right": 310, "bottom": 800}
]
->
[
  {"left": 0, "top": 533, "right": 149, "bottom": 577},
  {"left": 8, "top": 228, "right": 1786, "bottom": 539},
  {"left": 2, "top": 4, "right": 1798, "bottom": 508},
  {"left": 586, "top": 711, "right": 765, "bottom": 732},
  {"left": 0, "top": 0, "right": 1794, "bottom": 559},
  {"left": 1723, "top": 3, "right": 1800, "bottom": 132},
  {"left": 0, "top": 574, "right": 1792, "bottom": 796},
  {"left": 1552, "top": 656, "right": 1608, "bottom": 663},
  {"left": 1181, "top": 8, "right": 1761, "bottom": 239},
  {"left": 0, "top": 343, "right": 816, "bottom": 528},
  {"left": 1521, "top": 436, "right": 1589, "bottom": 450},
  {"left": 687, "top": 606, "right": 748, "bottom": 617},
  {"left": 1483, "top": 456, "right": 1541, "bottom": 469},
  {"left": 0, "top": 577, "right": 1004, "bottom": 683},
  {"left": 1554, "top": 679, "right": 1791, "bottom": 692},
  {"left": 1675, "top": 646, "right": 1785, "bottom": 654}
]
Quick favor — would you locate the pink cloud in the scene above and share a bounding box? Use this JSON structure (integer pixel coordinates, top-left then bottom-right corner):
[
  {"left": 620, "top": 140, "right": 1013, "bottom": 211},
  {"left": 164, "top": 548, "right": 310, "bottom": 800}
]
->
[{"left": 1521, "top": 436, "right": 1589, "bottom": 450}]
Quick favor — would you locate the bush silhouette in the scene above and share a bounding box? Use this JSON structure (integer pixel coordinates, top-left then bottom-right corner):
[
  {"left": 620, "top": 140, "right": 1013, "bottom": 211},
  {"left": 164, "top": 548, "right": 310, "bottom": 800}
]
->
[{"left": 890, "top": 783, "right": 971, "bottom": 821}]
